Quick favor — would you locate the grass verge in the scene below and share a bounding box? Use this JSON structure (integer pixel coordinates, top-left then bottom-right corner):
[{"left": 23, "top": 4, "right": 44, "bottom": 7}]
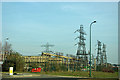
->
[{"left": 30, "top": 71, "right": 118, "bottom": 78}]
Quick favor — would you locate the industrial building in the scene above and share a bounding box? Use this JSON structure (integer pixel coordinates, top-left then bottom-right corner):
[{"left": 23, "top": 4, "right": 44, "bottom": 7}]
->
[{"left": 23, "top": 52, "right": 85, "bottom": 71}]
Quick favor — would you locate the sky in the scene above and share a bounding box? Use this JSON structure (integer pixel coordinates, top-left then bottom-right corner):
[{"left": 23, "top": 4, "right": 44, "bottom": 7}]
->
[
  {"left": 1, "top": 0, "right": 119, "bottom": 2},
  {"left": 2, "top": 2, "right": 118, "bottom": 64}
]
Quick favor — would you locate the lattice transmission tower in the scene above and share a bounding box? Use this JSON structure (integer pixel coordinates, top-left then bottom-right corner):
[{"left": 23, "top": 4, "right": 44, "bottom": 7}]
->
[
  {"left": 41, "top": 42, "right": 54, "bottom": 53},
  {"left": 102, "top": 43, "right": 107, "bottom": 66},
  {"left": 74, "top": 25, "right": 88, "bottom": 67},
  {"left": 96, "top": 40, "right": 102, "bottom": 66},
  {"left": 96, "top": 40, "right": 107, "bottom": 66}
]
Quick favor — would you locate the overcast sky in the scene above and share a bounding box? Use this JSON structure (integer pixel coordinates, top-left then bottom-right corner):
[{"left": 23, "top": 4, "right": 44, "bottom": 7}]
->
[{"left": 2, "top": 2, "right": 118, "bottom": 64}]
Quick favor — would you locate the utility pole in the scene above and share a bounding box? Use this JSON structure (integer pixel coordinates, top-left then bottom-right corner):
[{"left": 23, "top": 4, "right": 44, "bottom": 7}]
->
[{"left": 74, "top": 25, "right": 88, "bottom": 68}]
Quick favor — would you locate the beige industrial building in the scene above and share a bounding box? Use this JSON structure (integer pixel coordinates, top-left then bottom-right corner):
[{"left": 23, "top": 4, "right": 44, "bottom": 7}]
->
[
  {"left": 23, "top": 52, "right": 83, "bottom": 71},
  {"left": 23, "top": 52, "right": 80, "bottom": 65}
]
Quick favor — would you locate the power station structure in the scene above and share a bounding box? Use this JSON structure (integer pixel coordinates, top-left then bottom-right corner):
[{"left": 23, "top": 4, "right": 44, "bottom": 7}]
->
[
  {"left": 74, "top": 25, "right": 88, "bottom": 67},
  {"left": 24, "top": 52, "right": 82, "bottom": 72},
  {"left": 41, "top": 42, "right": 54, "bottom": 53},
  {"left": 102, "top": 43, "right": 107, "bottom": 66},
  {"left": 96, "top": 40, "right": 107, "bottom": 66},
  {"left": 2, "top": 26, "right": 109, "bottom": 72}
]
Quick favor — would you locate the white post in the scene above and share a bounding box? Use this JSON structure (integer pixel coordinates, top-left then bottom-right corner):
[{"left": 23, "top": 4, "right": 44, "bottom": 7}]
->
[{"left": 9, "top": 67, "right": 13, "bottom": 75}]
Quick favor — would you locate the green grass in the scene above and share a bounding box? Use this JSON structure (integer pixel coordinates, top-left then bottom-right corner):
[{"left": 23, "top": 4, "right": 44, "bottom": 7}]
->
[
  {"left": 91, "top": 71, "right": 118, "bottom": 78},
  {"left": 4, "top": 71, "right": 118, "bottom": 78},
  {"left": 31, "top": 71, "right": 118, "bottom": 78}
]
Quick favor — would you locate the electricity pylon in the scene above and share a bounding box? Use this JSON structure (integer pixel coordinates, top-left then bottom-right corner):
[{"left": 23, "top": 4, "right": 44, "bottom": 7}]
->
[
  {"left": 102, "top": 43, "right": 107, "bottom": 66},
  {"left": 41, "top": 42, "right": 54, "bottom": 53},
  {"left": 96, "top": 40, "right": 102, "bottom": 66},
  {"left": 74, "top": 25, "right": 88, "bottom": 67},
  {"left": 96, "top": 41, "right": 107, "bottom": 66}
]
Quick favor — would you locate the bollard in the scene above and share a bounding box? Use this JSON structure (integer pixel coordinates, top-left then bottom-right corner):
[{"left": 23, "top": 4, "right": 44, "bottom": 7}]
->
[{"left": 9, "top": 67, "right": 13, "bottom": 75}]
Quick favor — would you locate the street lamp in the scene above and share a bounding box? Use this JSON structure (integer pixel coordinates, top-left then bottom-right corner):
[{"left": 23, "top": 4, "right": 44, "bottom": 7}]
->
[{"left": 89, "top": 21, "right": 96, "bottom": 77}]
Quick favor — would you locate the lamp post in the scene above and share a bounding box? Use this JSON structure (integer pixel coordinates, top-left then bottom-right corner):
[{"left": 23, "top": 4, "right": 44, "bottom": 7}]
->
[{"left": 89, "top": 21, "right": 96, "bottom": 77}]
